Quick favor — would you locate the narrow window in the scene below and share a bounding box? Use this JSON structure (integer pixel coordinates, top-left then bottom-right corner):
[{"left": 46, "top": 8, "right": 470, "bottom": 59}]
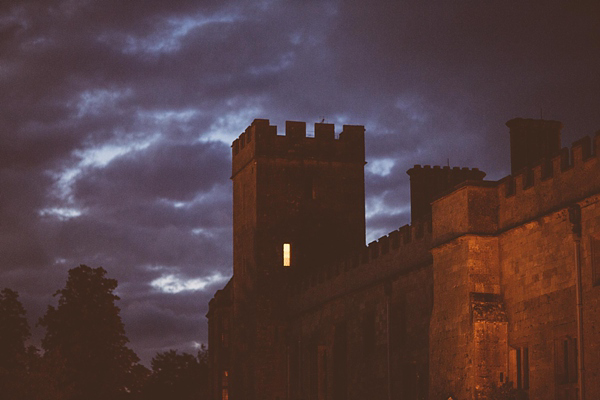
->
[
  {"left": 522, "top": 347, "right": 529, "bottom": 389},
  {"left": 222, "top": 370, "right": 229, "bottom": 385},
  {"left": 555, "top": 337, "right": 578, "bottom": 399},
  {"left": 509, "top": 345, "right": 529, "bottom": 390},
  {"left": 305, "top": 176, "right": 316, "bottom": 200},
  {"left": 283, "top": 243, "right": 291, "bottom": 267},
  {"left": 363, "top": 310, "right": 376, "bottom": 355},
  {"left": 591, "top": 235, "right": 600, "bottom": 286},
  {"left": 516, "top": 348, "right": 522, "bottom": 389},
  {"left": 563, "top": 340, "right": 569, "bottom": 383},
  {"left": 333, "top": 322, "right": 347, "bottom": 400},
  {"left": 318, "top": 345, "right": 328, "bottom": 400},
  {"left": 222, "top": 370, "right": 229, "bottom": 400}
]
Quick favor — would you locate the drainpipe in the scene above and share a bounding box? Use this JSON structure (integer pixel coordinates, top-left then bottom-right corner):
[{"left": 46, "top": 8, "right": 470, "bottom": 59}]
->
[
  {"left": 385, "top": 282, "right": 392, "bottom": 400},
  {"left": 568, "top": 205, "right": 585, "bottom": 400},
  {"left": 287, "top": 343, "right": 290, "bottom": 400}
]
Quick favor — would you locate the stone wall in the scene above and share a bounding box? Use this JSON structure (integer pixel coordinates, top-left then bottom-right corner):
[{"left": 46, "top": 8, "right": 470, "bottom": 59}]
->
[
  {"left": 430, "top": 132, "right": 600, "bottom": 399},
  {"left": 208, "top": 119, "right": 600, "bottom": 400},
  {"left": 289, "top": 253, "right": 432, "bottom": 400}
]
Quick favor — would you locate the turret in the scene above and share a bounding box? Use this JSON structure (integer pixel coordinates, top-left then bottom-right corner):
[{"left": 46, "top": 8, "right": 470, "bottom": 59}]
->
[
  {"left": 406, "top": 165, "right": 486, "bottom": 223},
  {"left": 228, "top": 119, "right": 366, "bottom": 399}
]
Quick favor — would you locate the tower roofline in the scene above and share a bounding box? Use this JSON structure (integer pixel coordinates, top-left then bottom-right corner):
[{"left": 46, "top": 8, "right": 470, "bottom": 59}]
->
[{"left": 231, "top": 119, "right": 365, "bottom": 178}]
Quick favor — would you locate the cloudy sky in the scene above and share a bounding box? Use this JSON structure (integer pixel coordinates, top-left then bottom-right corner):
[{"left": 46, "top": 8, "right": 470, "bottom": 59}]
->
[{"left": 1, "top": 0, "right": 599, "bottom": 365}]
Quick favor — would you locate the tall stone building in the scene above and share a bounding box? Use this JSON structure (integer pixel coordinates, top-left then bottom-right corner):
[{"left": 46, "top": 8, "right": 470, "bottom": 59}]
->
[{"left": 207, "top": 117, "right": 600, "bottom": 400}]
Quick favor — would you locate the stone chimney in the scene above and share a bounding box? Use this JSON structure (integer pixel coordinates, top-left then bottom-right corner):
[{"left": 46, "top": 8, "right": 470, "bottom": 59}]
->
[{"left": 506, "top": 118, "right": 562, "bottom": 175}]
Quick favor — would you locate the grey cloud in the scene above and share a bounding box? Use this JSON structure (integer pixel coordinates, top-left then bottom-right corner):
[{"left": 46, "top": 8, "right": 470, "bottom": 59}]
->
[{"left": 74, "top": 139, "right": 230, "bottom": 204}]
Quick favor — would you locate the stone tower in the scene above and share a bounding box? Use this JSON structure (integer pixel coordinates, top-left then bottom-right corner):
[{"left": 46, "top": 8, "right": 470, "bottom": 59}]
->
[
  {"left": 406, "top": 165, "right": 486, "bottom": 222},
  {"left": 229, "top": 119, "right": 366, "bottom": 399}
]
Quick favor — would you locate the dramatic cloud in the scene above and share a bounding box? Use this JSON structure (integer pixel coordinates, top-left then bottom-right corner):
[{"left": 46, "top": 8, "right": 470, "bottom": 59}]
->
[{"left": 1, "top": 0, "right": 598, "bottom": 364}]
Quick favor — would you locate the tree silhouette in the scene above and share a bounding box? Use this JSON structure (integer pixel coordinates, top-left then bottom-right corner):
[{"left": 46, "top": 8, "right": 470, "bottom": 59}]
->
[
  {"left": 0, "top": 288, "right": 30, "bottom": 370},
  {"left": 39, "top": 265, "right": 140, "bottom": 400},
  {"left": 0, "top": 288, "right": 32, "bottom": 398},
  {"left": 142, "top": 347, "right": 209, "bottom": 400}
]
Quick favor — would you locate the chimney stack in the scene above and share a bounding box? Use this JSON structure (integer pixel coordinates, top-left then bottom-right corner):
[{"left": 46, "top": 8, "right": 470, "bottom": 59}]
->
[{"left": 506, "top": 118, "right": 562, "bottom": 175}]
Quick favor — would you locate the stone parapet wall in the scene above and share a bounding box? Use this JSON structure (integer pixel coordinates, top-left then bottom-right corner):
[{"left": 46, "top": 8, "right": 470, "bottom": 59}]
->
[
  {"left": 498, "top": 133, "right": 600, "bottom": 230},
  {"left": 432, "top": 133, "right": 600, "bottom": 246},
  {"left": 232, "top": 119, "right": 365, "bottom": 178},
  {"left": 289, "top": 219, "right": 432, "bottom": 314}
]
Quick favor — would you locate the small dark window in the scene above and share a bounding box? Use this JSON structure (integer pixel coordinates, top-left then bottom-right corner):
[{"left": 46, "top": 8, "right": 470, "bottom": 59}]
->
[
  {"left": 363, "top": 310, "right": 376, "bottom": 354},
  {"left": 591, "top": 235, "right": 600, "bottom": 286},
  {"left": 555, "top": 337, "right": 578, "bottom": 400},
  {"left": 510, "top": 345, "right": 529, "bottom": 390},
  {"left": 555, "top": 337, "right": 577, "bottom": 384},
  {"left": 305, "top": 176, "right": 316, "bottom": 200}
]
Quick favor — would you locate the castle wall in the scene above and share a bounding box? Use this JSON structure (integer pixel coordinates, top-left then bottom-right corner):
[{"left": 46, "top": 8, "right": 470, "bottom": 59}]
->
[
  {"left": 496, "top": 135, "right": 600, "bottom": 400},
  {"left": 209, "top": 118, "right": 600, "bottom": 400},
  {"left": 207, "top": 281, "right": 233, "bottom": 400},
  {"left": 499, "top": 205, "right": 576, "bottom": 398},
  {"left": 290, "top": 221, "right": 431, "bottom": 313},
  {"left": 288, "top": 241, "right": 433, "bottom": 400},
  {"left": 429, "top": 235, "right": 504, "bottom": 399},
  {"left": 581, "top": 193, "right": 600, "bottom": 400},
  {"left": 430, "top": 132, "right": 600, "bottom": 399}
]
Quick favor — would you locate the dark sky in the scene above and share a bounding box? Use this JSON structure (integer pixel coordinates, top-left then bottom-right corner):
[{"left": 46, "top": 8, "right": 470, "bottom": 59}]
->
[{"left": 1, "top": 0, "right": 599, "bottom": 365}]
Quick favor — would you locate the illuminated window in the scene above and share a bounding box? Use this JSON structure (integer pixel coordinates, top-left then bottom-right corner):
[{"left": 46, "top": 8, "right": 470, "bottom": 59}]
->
[
  {"left": 283, "top": 243, "right": 291, "bottom": 267},
  {"left": 222, "top": 370, "right": 229, "bottom": 386},
  {"left": 222, "top": 370, "right": 229, "bottom": 400}
]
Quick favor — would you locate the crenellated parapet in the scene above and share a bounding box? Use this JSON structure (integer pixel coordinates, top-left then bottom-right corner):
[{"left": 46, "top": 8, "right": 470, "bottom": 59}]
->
[
  {"left": 432, "top": 131, "right": 600, "bottom": 244},
  {"left": 232, "top": 119, "right": 365, "bottom": 178},
  {"left": 288, "top": 219, "right": 432, "bottom": 313},
  {"left": 496, "top": 131, "right": 600, "bottom": 230}
]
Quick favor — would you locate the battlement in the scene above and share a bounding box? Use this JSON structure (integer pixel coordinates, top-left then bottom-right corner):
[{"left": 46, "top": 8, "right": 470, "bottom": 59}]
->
[
  {"left": 496, "top": 131, "right": 600, "bottom": 229},
  {"left": 433, "top": 131, "right": 600, "bottom": 244},
  {"left": 288, "top": 219, "right": 432, "bottom": 312},
  {"left": 408, "top": 165, "right": 485, "bottom": 174},
  {"left": 231, "top": 119, "right": 365, "bottom": 177}
]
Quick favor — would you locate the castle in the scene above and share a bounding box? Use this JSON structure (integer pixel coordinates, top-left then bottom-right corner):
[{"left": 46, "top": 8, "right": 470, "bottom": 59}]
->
[{"left": 207, "top": 118, "right": 600, "bottom": 400}]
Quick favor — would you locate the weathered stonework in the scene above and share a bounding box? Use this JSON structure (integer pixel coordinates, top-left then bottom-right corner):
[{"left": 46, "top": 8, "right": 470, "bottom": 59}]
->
[{"left": 208, "top": 118, "right": 600, "bottom": 400}]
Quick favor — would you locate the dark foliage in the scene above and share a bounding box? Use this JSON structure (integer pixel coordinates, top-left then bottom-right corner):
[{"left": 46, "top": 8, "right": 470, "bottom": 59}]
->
[
  {"left": 0, "top": 288, "right": 31, "bottom": 398},
  {"left": 1, "top": 268, "right": 210, "bottom": 399},
  {"left": 39, "top": 265, "right": 140, "bottom": 400},
  {"left": 0, "top": 288, "right": 30, "bottom": 370},
  {"left": 142, "top": 346, "right": 209, "bottom": 400},
  {"left": 0, "top": 288, "right": 77, "bottom": 399}
]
